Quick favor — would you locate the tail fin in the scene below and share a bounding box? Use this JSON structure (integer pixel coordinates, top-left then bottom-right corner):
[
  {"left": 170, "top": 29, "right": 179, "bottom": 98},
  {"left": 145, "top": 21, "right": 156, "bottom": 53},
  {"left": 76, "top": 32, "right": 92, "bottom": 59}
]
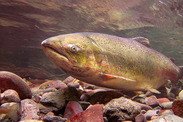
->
[{"left": 179, "top": 66, "right": 183, "bottom": 79}]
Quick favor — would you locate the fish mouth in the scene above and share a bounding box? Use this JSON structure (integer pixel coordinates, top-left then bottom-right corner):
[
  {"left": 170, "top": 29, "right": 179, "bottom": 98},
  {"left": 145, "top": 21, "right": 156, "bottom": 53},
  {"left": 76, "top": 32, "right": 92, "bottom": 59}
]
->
[{"left": 41, "top": 40, "right": 69, "bottom": 60}]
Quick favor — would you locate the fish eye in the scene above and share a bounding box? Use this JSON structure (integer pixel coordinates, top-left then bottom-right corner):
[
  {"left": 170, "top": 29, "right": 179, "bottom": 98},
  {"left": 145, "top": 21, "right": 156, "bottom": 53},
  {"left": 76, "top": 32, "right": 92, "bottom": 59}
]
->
[{"left": 67, "top": 44, "right": 81, "bottom": 53}]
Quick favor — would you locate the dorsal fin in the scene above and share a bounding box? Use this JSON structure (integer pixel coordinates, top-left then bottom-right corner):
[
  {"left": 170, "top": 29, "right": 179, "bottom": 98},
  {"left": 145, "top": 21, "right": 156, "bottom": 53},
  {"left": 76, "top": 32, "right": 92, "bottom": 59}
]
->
[{"left": 132, "top": 37, "right": 151, "bottom": 48}]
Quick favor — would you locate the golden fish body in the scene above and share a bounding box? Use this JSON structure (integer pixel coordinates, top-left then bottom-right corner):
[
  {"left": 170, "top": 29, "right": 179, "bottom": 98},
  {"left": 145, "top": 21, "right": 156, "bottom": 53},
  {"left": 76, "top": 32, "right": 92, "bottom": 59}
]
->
[{"left": 41, "top": 32, "right": 182, "bottom": 91}]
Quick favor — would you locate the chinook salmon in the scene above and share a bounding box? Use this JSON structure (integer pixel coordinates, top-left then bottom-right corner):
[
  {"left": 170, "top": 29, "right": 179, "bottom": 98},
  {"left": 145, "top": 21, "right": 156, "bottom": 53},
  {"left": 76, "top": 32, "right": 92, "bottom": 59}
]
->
[{"left": 41, "top": 32, "right": 183, "bottom": 92}]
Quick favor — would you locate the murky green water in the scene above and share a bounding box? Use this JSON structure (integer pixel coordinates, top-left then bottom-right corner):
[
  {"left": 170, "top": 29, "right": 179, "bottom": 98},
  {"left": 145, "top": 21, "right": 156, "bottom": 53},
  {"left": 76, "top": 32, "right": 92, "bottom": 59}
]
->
[{"left": 0, "top": 0, "right": 183, "bottom": 79}]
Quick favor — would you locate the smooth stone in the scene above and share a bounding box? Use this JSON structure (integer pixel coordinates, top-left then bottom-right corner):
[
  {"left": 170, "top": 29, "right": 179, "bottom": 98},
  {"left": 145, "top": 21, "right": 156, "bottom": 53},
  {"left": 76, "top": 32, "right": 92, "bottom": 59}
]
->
[
  {"left": 103, "top": 97, "right": 141, "bottom": 121},
  {"left": 160, "top": 102, "right": 173, "bottom": 109},
  {"left": 1, "top": 89, "right": 20, "bottom": 103},
  {"left": 1, "top": 102, "right": 21, "bottom": 121},
  {"left": 157, "top": 98, "right": 170, "bottom": 105},
  {"left": 68, "top": 104, "right": 104, "bottom": 122},
  {"left": 160, "top": 109, "right": 174, "bottom": 115},
  {"left": 145, "top": 95, "right": 159, "bottom": 107},
  {"left": 67, "top": 82, "right": 80, "bottom": 88},
  {"left": 64, "top": 101, "right": 83, "bottom": 118},
  {"left": 172, "top": 99, "right": 183, "bottom": 117},
  {"left": 40, "top": 90, "right": 65, "bottom": 109},
  {"left": 20, "top": 99, "right": 39, "bottom": 121},
  {"left": 39, "top": 103, "right": 58, "bottom": 114},
  {"left": 0, "top": 71, "right": 32, "bottom": 99}
]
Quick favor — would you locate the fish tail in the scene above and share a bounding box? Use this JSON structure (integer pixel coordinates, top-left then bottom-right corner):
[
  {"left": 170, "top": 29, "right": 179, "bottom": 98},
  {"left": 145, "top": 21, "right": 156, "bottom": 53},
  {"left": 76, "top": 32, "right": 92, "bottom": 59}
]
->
[{"left": 178, "top": 66, "right": 183, "bottom": 79}]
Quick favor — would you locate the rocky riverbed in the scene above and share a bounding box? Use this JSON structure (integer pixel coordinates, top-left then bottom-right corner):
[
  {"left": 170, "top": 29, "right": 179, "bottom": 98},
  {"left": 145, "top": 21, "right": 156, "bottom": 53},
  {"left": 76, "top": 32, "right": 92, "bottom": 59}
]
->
[{"left": 1, "top": 71, "right": 183, "bottom": 122}]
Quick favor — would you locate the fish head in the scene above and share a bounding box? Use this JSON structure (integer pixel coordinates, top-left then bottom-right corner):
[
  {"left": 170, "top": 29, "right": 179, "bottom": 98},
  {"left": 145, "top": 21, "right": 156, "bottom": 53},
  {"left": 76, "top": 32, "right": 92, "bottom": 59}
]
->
[{"left": 41, "top": 33, "right": 107, "bottom": 79}]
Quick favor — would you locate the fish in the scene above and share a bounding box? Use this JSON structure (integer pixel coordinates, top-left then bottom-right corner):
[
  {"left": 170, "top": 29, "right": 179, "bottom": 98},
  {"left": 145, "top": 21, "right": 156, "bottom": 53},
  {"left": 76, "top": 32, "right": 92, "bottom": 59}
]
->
[{"left": 41, "top": 32, "right": 183, "bottom": 92}]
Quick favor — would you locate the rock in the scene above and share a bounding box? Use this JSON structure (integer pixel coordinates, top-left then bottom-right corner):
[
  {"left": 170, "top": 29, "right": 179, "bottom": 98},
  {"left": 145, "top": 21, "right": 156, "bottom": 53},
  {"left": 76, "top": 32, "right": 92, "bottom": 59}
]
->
[
  {"left": 39, "top": 103, "right": 58, "bottom": 114},
  {"left": 39, "top": 80, "right": 68, "bottom": 90},
  {"left": 68, "top": 104, "right": 104, "bottom": 122},
  {"left": 178, "top": 90, "right": 183, "bottom": 99},
  {"left": 1, "top": 102, "right": 21, "bottom": 121},
  {"left": 63, "top": 76, "right": 75, "bottom": 84},
  {"left": 135, "top": 102, "right": 152, "bottom": 111},
  {"left": 103, "top": 97, "right": 141, "bottom": 121},
  {"left": 145, "top": 95, "right": 159, "bottom": 107},
  {"left": 157, "top": 98, "right": 170, "bottom": 105},
  {"left": 172, "top": 99, "right": 183, "bottom": 117},
  {"left": 40, "top": 90, "right": 65, "bottom": 109},
  {"left": 144, "top": 109, "right": 160, "bottom": 120},
  {"left": 64, "top": 101, "right": 83, "bottom": 118},
  {"left": 160, "top": 102, "right": 173, "bottom": 109},
  {"left": 87, "top": 90, "right": 124, "bottom": 104},
  {"left": 149, "top": 114, "right": 183, "bottom": 122},
  {"left": 159, "top": 109, "right": 173, "bottom": 115},
  {"left": 1, "top": 89, "right": 20, "bottom": 103},
  {"left": 0, "top": 71, "right": 32, "bottom": 99},
  {"left": 135, "top": 113, "right": 146, "bottom": 122},
  {"left": 44, "top": 115, "right": 67, "bottom": 122},
  {"left": 21, "top": 99, "right": 39, "bottom": 121},
  {"left": 67, "top": 82, "right": 80, "bottom": 88},
  {"left": 78, "top": 101, "right": 91, "bottom": 110},
  {"left": 40, "top": 87, "right": 80, "bottom": 110}
]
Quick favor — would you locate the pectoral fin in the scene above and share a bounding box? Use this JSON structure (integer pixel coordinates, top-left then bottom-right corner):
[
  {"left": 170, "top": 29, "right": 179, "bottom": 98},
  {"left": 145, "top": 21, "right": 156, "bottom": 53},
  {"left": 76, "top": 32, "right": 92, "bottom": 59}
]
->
[{"left": 101, "top": 73, "right": 136, "bottom": 82}]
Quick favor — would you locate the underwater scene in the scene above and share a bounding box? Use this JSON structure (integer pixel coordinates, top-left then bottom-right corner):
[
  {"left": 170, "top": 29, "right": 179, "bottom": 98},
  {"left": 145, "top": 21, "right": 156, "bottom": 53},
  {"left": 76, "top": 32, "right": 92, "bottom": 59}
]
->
[{"left": 0, "top": 0, "right": 183, "bottom": 121}]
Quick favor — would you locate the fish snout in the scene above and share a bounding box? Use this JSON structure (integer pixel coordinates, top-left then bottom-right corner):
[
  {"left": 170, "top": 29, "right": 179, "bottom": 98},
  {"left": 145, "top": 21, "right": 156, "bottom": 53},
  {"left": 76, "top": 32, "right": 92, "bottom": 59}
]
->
[{"left": 41, "top": 39, "right": 51, "bottom": 47}]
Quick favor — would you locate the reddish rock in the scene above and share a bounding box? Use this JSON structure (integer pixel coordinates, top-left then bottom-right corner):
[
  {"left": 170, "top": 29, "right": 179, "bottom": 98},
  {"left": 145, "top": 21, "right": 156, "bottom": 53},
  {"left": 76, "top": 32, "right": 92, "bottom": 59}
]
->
[
  {"left": 1, "top": 89, "right": 20, "bottom": 103},
  {"left": 21, "top": 99, "right": 39, "bottom": 121},
  {"left": 145, "top": 95, "right": 159, "bottom": 107},
  {"left": 0, "top": 71, "right": 32, "bottom": 99},
  {"left": 135, "top": 113, "right": 146, "bottom": 122},
  {"left": 64, "top": 101, "right": 83, "bottom": 118},
  {"left": 172, "top": 99, "right": 183, "bottom": 117},
  {"left": 68, "top": 104, "right": 104, "bottom": 122},
  {"left": 157, "top": 98, "right": 170, "bottom": 105},
  {"left": 63, "top": 76, "right": 75, "bottom": 84}
]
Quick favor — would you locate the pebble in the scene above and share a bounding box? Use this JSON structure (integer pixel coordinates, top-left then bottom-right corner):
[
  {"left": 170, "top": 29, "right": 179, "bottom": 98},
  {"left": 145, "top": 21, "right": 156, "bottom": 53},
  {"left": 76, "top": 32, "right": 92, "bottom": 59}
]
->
[
  {"left": 103, "top": 97, "right": 141, "bottom": 121},
  {"left": 0, "top": 71, "right": 32, "bottom": 99},
  {"left": 157, "top": 98, "right": 170, "bottom": 105},
  {"left": 160, "top": 102, "right": 173, "bottom": 109},
  {"left": 135, "top": 113, "right": 146, "bottom": 122},
  {"left": 64, "top": 101, "right": 83, "bottom": 118},
  {"left": 40, "top": 90, "right": 65, "bottom": 109},
  {"left": 172, "top": 99, "right": 183, "bottom": 117},
  {"left": 20, "top": 99, "right": 40, "bottom": 121},
  {"left": 145, "top": 95, "right": 159, "bottom": 107},
  {"left": 1, "top": 102, "right": 21, "bottom": 121},
  {"left": 67, "top": 104, "right": 104, "bottom": 122},
  {"left": 144, "top": 109, "right": 160, "bottom": 120},
  {"left": 1, "top": 89, "right": 20, "bottom": 103}
]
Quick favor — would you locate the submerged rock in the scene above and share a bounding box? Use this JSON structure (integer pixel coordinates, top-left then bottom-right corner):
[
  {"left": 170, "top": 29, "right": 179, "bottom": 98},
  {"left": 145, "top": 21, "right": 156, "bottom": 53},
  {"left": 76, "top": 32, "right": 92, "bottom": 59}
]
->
[
  {"left": 1, "top": 102, "right": 21, "bottom": 122},
  {"left": 145, "top": 95, "right": 159, "bottom": 107},
  {"left": 0, "top": 71, "right": 32, "bottom": 99},
  {"left": 1, "top": 89, "right": 20, "bottom": 103},
  {"left": 21, "top": 99, "right": 40, "bottom": 121},
  {"left": 172, "top": 99, "right": 183, "bottom": 117},
  {"left": 64, "top": 101, "right": 83, "bottom": 118},
  {"left": 67, "top": 104, "right": 104, "bottom": 122},
  {"left": 103, "top": 97, "right": 141, "bottom": 121}
]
